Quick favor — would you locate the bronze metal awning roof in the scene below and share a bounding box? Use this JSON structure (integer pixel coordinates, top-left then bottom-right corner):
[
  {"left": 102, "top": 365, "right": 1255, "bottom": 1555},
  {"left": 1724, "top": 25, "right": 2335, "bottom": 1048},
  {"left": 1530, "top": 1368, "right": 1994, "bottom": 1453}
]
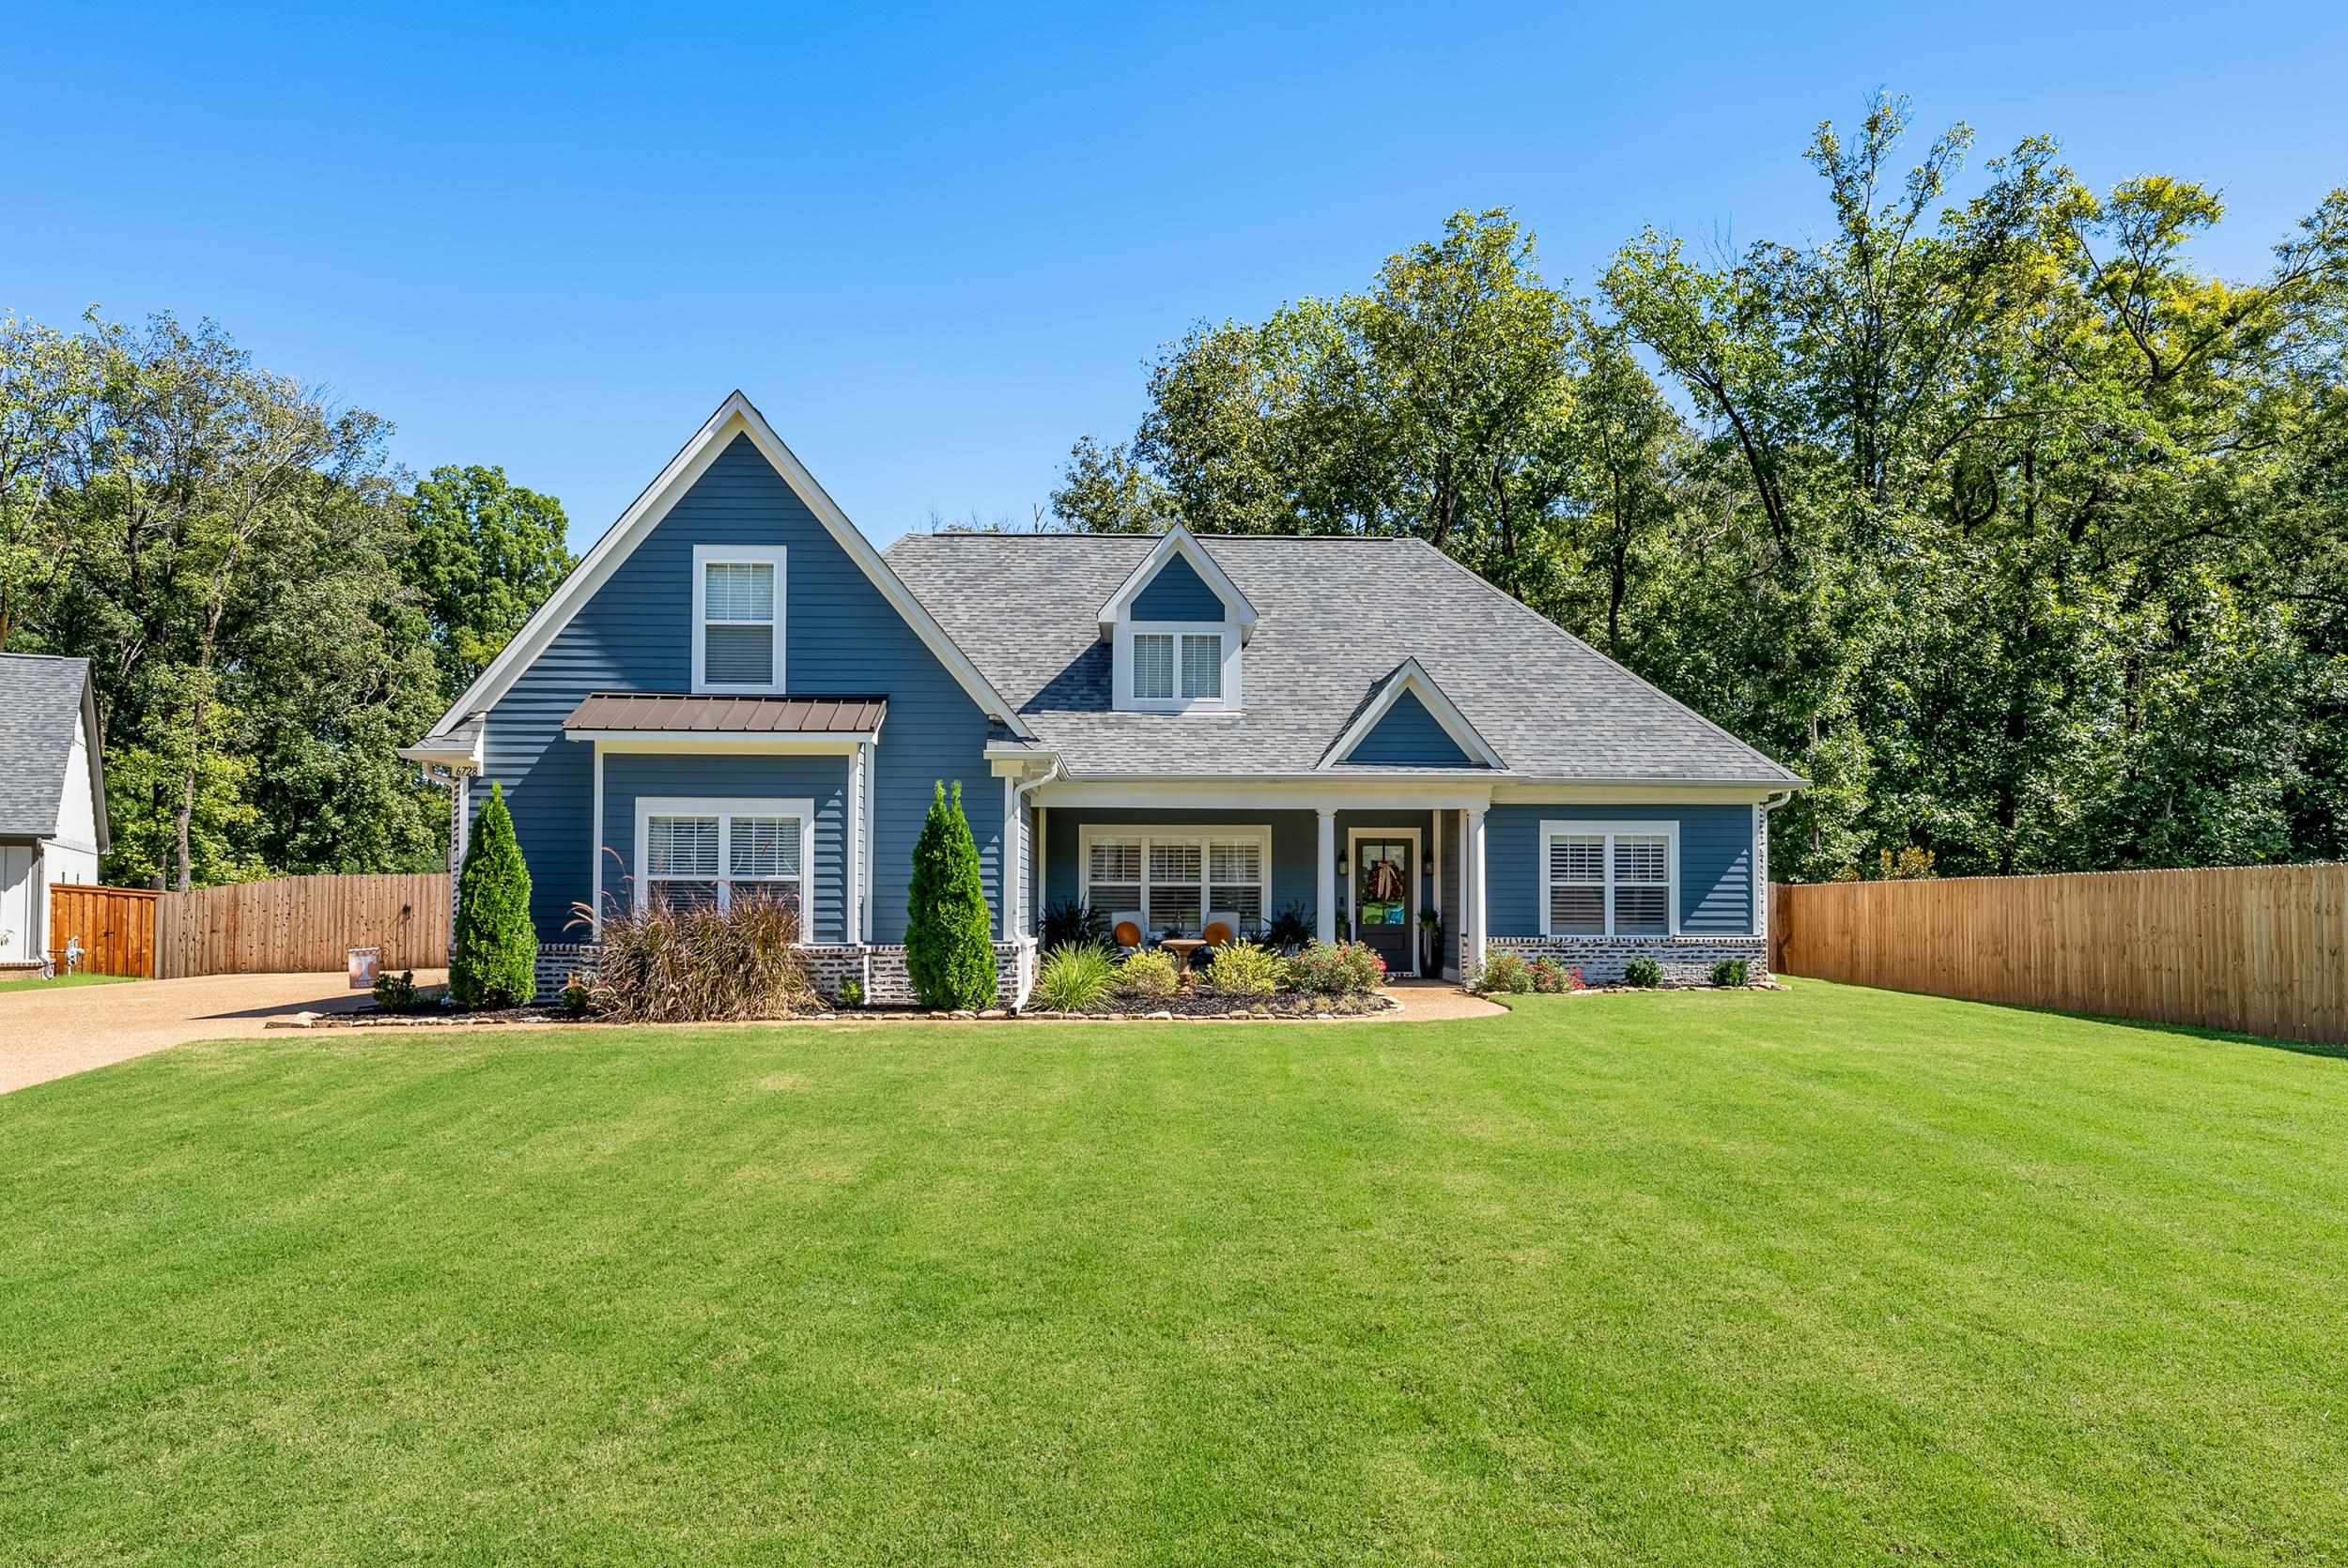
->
[{"left": 563, "top": 693, "right": 888, "bottom": 734}]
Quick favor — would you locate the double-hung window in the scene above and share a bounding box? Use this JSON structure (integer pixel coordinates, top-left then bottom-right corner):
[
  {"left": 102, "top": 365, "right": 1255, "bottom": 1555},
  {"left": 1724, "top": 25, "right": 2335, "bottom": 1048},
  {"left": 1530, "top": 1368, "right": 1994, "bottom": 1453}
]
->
[
  {"left": 693, "top": 545, "right": 785, "bottom": 693},
  {"left": 1082, "top": 826, "right": 1271, "bottom": 935},
  {"left": 1539, "top": 821, "right": 1676, "bottom": 936},
  {"left": 638, "top": 797, "right": 812, "bottom": 917}
]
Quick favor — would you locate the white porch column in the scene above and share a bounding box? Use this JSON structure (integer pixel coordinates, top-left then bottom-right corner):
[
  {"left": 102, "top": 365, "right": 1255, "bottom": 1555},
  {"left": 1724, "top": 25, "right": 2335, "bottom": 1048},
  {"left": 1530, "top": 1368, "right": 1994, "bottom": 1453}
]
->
[
  {"left": 843, "top": 746, "right": 863, "bottom": 945},
  {"left": 1465, "top": 807, "right": 1489, "bottom": 976},
  {"left": 1002, "top": 774, "right": 1022, "bottom": 940},
  {"left": 1315, "top": 807, "right": 1337, "bottom": 945}
]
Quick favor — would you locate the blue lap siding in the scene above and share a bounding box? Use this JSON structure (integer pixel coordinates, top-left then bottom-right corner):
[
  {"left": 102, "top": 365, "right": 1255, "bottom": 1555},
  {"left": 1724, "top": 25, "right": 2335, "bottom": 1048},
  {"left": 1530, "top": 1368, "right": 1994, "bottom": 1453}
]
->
[
  {"left": 1483, "top": 804, "right": 1754, "bottom": 935},
  {"left": 479, "top": 434, "right": 1001, "bottom": 943},
  {"left": 1341, "top": 690, "right": 1477, "bottom": 766},
  {"left": 1131, "top": 554, "right": 1226, "bottom": 620},
  {"left": 597, "top": 753, "right": 850, "bottom": 942}
]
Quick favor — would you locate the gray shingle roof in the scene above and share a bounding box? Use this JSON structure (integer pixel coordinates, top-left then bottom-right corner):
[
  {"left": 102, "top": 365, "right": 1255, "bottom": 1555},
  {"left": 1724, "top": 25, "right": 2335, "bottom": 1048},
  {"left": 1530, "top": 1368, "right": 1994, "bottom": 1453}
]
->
[
  {"left": 883, "top": 533, "right": 1800, "bottom": 785},
  {"left": 0, "top": 654, "right": 97, "bottom": 838}
]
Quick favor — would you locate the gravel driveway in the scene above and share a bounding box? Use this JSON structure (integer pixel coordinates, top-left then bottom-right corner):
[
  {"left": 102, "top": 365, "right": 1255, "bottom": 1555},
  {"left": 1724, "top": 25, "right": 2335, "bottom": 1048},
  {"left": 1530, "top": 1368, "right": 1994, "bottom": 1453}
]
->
[{"left": 0, "top": 970, "right": 448, "bottom": 1095}]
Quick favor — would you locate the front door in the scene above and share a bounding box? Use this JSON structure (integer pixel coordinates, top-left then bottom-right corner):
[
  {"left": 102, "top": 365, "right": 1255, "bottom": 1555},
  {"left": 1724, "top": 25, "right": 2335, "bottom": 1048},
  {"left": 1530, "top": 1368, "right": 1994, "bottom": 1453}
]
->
[{"left": 1352, "top": 837, "right": 1413, "bottom": 977}]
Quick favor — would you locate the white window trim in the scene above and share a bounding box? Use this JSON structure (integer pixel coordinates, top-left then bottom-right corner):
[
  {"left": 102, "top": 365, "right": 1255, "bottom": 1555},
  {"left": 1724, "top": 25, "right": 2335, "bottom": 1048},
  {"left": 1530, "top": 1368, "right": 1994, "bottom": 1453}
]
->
[
  {"left": 1114, "top": 620, "right": 1242, "bottom": 714},
  {"left": 1538, "top": 819, "right": 1679, "bottom": 937},
  {"left": 691, "top": 544, "right": 787, "bottom": 695},
  {"left": 1076, "top": 822, "right": 1272, "bottom": 935},
  {"left": 634, "top": 795, "right": 816, "bottom": 919}
]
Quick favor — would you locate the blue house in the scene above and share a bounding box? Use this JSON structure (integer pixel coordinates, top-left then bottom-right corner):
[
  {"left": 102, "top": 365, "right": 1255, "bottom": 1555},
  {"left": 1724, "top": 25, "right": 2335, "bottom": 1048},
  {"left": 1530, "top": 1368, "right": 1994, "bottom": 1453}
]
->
[{"left": 403, "top": 394, "right": 1803, "bottom": 1003}]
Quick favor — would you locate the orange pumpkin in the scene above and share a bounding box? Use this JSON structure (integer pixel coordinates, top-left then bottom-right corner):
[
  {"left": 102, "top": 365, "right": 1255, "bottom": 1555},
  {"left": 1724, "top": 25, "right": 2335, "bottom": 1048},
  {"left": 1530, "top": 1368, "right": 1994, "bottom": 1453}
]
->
[
  {"left": 1113, "top": 920, "right": 1143, "bottom": 947},
  {"left": 1203, "top": 921, "right": 1233, "bottom": 945}
]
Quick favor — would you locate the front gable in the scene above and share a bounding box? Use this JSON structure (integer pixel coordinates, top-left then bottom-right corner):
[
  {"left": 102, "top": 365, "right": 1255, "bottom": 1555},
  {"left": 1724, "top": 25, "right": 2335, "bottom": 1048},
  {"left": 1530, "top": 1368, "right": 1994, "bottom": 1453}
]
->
[
  {"left": 1342, "top": 688, "right": 1477, "bottom": 767},
  {"left": 1321, "top": 658, "right": 1504, "bottom": 771},
  {"left": 455, "top": 396, "right": 1019, "bottom": 941}
]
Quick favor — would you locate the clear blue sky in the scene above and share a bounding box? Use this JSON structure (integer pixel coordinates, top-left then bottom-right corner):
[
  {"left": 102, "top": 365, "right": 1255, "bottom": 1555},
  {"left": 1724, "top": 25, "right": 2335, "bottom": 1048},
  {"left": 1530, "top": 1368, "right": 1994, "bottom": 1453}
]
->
[{"left": 7, "top": 2, "right": 2343, "bottom": 550}]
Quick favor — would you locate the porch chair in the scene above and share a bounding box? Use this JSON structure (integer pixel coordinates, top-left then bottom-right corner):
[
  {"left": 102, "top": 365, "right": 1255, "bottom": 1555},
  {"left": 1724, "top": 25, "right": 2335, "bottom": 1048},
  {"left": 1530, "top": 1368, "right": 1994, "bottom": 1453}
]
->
[
  {"left": 1202, "top": 911, "right": 1243, "bottom": 946},
  {"left": 1109, "top": 912, "right": 1148, "bottom": 952}
]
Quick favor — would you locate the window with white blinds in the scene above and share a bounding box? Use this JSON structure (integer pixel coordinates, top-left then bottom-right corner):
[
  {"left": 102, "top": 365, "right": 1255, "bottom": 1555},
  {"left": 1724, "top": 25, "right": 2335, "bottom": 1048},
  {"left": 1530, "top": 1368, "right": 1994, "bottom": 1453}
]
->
[
  {"left": 694, "top": 546, "right": 784, "bottom": 691},
  {"left": 1540, "top": 822, "right": 1676, "bottom": 937},
  {"left": 1180, "top": 634, "right": 1221, "bottom": 699},
  {"left": 638, "top": 798, "right": 811, "bottom": 918},
  {"left": 1082, "top": 826, "right": 1271, "bottom": 936},
  {"left": 1132, "top": 635, "right": 1175, "bottom": 700},
  {"left": 646, "top": 815, "right": 721, "bottom": 910},
  {"left": 1117, "top": 623, "right": 1237, "bottom": 711}
]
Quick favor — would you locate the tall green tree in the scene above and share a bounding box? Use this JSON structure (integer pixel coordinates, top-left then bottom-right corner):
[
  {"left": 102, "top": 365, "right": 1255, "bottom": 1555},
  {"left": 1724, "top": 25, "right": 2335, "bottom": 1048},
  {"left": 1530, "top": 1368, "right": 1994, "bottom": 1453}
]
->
[{"left": 405, "top": 465, "right": 573, "bottom": 703}]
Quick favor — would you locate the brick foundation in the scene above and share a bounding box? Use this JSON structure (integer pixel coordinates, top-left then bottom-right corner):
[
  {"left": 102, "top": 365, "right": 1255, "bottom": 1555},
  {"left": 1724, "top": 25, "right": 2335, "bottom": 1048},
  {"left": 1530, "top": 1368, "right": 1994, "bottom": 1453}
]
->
[{"left": 1487, "top": 934, "right": 1769, "bottom": 986}]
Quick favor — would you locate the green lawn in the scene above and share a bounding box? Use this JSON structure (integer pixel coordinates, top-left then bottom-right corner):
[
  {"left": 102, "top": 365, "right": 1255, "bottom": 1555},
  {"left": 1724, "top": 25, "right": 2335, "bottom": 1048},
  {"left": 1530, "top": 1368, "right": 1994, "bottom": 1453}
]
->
[
  {"left": 4, "top": 985, "right": 2344, "bottom": 1565},
  {"left": 0, "top": 970, "right": 135, "bottom": 993}
]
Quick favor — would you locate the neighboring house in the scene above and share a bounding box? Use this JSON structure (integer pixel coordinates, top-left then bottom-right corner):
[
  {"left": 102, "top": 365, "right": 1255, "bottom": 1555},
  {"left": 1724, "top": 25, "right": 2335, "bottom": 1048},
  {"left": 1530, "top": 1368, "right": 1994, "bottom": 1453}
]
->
[
  {"left": 0, "top": 654, "right": 110, "bottom": 974},
  {"left": 402, "top": 393, "right": 1803, "bottom": 1004}
]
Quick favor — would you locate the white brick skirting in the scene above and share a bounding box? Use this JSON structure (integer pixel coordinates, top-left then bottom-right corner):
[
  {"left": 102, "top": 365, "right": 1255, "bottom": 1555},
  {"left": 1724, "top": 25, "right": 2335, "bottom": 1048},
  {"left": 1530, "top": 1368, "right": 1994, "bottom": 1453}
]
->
[
  {"left": 532, "top": 939, "right": 1038, "bottom": 1010},
  {"left": 1488, "top": 934, "right": 1769, "bottom": 985}
]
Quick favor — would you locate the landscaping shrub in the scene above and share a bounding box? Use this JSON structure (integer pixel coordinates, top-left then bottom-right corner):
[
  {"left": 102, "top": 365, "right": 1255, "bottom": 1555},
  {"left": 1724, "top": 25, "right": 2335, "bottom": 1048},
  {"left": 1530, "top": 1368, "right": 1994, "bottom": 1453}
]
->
[
  {"left": 588, "top": 895, "right": 816, "bottom": 1022},
  {"left": 371, "top": 969, "right": 421, "bottom": 1012},
  {"left": 905, "top": 780, "right": 997, "bottom": 1009},
  {"left": 1710, "top": 958, "right": 1750, "bottom": 988},
  {"left": 1262, "top": 903, "right": 1314, "bottom": 952},
  {"left": 450, "top": 782, "right": 536, "bottom": 1009},
  {"left": 1035, "top": 942, "right": 1116, "bottom": 1011},
  {"left": 1284, "top": 939, "right": 1383, "bottom": 996},
  {"left": 1204, "top": 939, "right": 1282, "bottom": 997},
  {"left": 1476, "top": 950, "right": 1534, "bottom": 994},
  {"left": 1114, "top": 946, "right": 1182, "bottom": 999},
  {"left": 1040, "top": 898, "right": 1108, "bottom": 951},
  {"left": 1622, "top": 956, "right": 1663, "bottom": 989},
  {"left": 837, "top": 976, "right": 864, "bottom": 1009},
  {"left": 1528, "top": 957, "right": 1570, "bottom": 993}
]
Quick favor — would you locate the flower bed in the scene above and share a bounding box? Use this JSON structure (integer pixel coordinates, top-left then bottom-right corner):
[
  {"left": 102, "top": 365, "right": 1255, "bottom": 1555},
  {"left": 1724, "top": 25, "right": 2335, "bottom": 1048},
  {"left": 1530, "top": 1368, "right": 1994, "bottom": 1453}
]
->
[{"left": 1024, "top": 989, "right": 1398, "bottom": 1021}]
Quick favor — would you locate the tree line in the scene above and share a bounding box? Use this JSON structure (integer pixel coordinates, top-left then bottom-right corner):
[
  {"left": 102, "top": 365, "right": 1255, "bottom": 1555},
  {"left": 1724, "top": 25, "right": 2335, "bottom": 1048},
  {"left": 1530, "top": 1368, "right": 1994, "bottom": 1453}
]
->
[
  {"left": 0, "top": 311, "right": 572, "bottom": 888},
  {"left": 1049, "top": 95, "right": 2348, "bottom": 882}
]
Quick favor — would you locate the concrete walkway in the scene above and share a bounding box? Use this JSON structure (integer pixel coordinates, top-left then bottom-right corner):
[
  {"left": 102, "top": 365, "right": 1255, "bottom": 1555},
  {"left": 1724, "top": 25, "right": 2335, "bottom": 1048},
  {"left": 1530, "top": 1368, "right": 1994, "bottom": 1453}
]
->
[
  {"left": 0, "top": 970, "right": 448, "bottom": 1095},
  {"left": 1379, "top": 978, "right": 1509, "bottom": 1022}
]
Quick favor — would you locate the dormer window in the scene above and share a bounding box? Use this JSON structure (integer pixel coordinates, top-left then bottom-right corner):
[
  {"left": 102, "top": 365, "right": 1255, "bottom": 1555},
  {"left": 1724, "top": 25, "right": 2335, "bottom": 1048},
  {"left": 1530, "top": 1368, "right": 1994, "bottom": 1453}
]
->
[
  {"left": 693, "top": 545, "right": 786, "bottom": 694},
  {"left": 1119, "top": 623, "right": 1237, "bottom": 711},
  {"left": 1101, "top": 526, "right": 1255, "bottom": 715},
  {"left": 1132, "top": 631, "right": 1224, "bottom": 702}
]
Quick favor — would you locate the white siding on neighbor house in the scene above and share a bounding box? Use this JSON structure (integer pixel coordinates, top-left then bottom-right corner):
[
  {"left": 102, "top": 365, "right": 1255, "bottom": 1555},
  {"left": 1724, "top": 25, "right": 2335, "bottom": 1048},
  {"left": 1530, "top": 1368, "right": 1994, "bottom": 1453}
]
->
[
  {"left": 52, "top": 708, "right": 101, "bottom": 860},
  {"left": 1, "top": 843, "right": 35, "bottom": 962}
]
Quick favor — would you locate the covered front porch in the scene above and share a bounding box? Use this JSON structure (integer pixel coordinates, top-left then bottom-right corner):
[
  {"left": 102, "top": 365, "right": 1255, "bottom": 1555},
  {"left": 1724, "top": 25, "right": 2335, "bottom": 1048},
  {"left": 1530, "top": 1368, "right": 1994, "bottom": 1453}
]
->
[{"left": 1014, "top": 783, "right": 1500, "bottom": 980}]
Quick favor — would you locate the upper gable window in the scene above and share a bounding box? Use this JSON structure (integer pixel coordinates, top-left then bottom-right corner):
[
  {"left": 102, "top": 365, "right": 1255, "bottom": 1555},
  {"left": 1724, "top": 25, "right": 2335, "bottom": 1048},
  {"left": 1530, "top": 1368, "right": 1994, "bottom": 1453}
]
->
[
  {"left": 693, "top": 545, "right": 786, "bottom": 693},
  {"left": 1119, "top": 623, "right": 1237, "bottom": 712}
]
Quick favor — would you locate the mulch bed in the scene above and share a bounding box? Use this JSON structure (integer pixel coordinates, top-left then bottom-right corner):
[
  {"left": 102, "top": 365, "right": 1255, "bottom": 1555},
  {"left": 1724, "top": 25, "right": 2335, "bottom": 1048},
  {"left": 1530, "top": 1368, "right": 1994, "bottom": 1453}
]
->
[
  {"left": 271, "top": 990, "right": 1398, "bottom": 1029},
  {"left": 1020, "top": 989, "right": 1396, "bottom": 1021}
]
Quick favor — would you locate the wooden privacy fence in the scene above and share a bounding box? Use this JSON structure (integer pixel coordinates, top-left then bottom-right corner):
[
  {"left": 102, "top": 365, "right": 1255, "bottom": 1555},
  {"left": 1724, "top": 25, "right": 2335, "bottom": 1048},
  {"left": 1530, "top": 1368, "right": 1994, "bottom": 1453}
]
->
[
  {"left": 1771, "top": 865, "right": 2348, "bottom": 1045},
  {"left": 154, "top": 873, "right": 451, "bottom": 979},
  {"left": 47, "top": 884, "right": 162, "bottom": 977}
]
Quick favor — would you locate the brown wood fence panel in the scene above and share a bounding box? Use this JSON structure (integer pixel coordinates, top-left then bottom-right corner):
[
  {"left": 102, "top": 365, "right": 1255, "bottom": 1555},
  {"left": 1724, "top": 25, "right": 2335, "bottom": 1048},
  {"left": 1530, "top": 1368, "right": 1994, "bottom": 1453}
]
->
[
  {"left": 153, "top": 873, "right": 451, "bottom": 978},
  {"left": 1771, "top": 866, "right": 2348, "bottom": 1044},
  {"left": 47, "top": 885, "right": 161, "bottom": 976}
]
